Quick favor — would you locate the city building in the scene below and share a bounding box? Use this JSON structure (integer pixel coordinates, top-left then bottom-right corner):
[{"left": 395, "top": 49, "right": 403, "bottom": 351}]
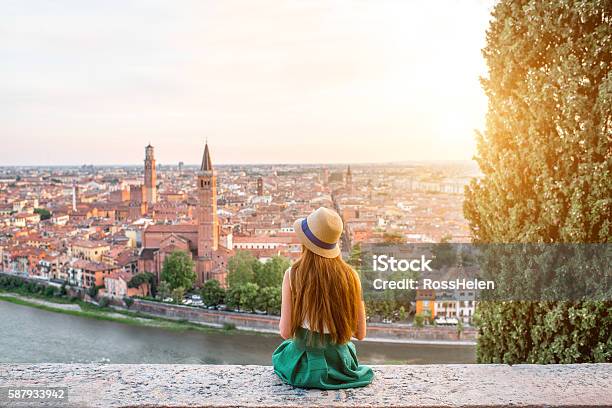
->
[{"left": 139, "top": 142, "right": 231, "bottom": 286}]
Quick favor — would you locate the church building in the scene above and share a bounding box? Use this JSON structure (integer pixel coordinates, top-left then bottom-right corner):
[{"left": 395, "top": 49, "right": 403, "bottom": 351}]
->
[{"left": 138, "top": 142, "right": 230, "bottom": 287}]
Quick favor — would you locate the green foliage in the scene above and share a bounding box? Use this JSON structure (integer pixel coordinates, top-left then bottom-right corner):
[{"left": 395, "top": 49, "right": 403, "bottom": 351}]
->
[
  {"left": 398, "top": 305, "right": 407, "bottom": 321},
  {"left": 464, "top": 0, "right": 612, "bottom": 364},
  {"left": 476, "top": 301, "right": 611, "bottom": 364},
  {"left": 156, "top": 280, "right": 171, "bottom": 300},
  {"left": 256, "top": 286, "right": 281, "bottom": 315},
  {"left": 171, "top": 287, "right": 185, "bottom": 305},
  {"left": 348, "top": 243, "right": 362, "bottom": 270},
  {"left": 227, "top": 251, "right": 258, "bottom": 288},
  {"left": 431, "top": 236, "right": 456, "bottom": 269},
  {"left": 161, "top": 251, "right": 196, "bottom": 290},
  {"left": 0, "top": 276, "right": 56, "bottom": 298},
  {"left": 201, "top": 279, "right": 225, "bottom": 306},
  {"left": 456, "top": 319, "right": 464, "bottom": 335},
  {"left": 239, "top": 283, "right": 259, "bottom": 312},
  {"left": 414, "top": 313, "right": 425, "bottom": 328},
  {"left": 34, "top": 208, "right": 52, "bottom": 221},
  {"left": 255, "top": 256, "right": 290, "bottom": 288},
  {"left": 44, "top": 286, "right": 56, "bottom": 297},
  {"left": 87, "top": 285, "right": 99, "bottom": 298},
  {"left": 98, "top": 297, "right": 110, "bottom": 308},
  {"left": 464, "top": 0, "right": 611, "bottom": 244},
  {"left": 128, "top": 272, "right": 154, "bottom": 288},
  {"left": 123, "top": 297, "right": 134, "bottom": 309},
  {"left": 226, "top": 283, "right": 259, "bottom": 312}
]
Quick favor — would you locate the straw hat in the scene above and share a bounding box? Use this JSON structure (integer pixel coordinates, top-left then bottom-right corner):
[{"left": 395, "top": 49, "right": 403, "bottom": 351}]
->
[{"left": 294, "top": 207, "right": 343, "bottom": 258}]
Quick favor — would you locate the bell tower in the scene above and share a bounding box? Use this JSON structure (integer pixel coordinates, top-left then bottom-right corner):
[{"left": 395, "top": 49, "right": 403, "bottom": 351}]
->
[
  {"left": 144, "top": 144, "right": 157, "bottom": 204},
  {"left": 196, "top": 141, "right": 219, "bottom": 282},
  {"left": 346, "top": 165, "right": 353, "bottom": 194}
]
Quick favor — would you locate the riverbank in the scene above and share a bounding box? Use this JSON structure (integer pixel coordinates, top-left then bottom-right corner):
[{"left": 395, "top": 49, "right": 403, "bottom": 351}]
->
[
  {"left": 0, "top": 300, "right": 476, "bottom": 365},
  {"left": 0, "top": 292, "right": 269, "bottom": 336},
  {"left": 0, "top": 289, "right": 477, "bottom": 345},
  {"left": 131, "top": 297, "right": 478, "bottom": 345},
  {"left": 0, "top": 273, "right": 477, "bottom": 345}
]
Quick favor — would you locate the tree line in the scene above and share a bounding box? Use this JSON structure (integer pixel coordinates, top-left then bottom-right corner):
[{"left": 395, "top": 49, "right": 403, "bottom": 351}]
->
[{"left": 147, "top": 250, "right": 290, "bottom": 315}]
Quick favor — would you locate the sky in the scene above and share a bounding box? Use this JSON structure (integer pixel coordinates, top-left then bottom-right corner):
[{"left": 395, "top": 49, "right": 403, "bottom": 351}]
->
[{"left": 1, "top": 0, "right": 495, "bottom": 166}]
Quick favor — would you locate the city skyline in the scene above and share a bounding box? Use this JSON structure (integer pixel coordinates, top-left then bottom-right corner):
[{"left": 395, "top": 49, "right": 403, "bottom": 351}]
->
[{"left": 2, "top": 0, "right": 495, "bottom": 165}]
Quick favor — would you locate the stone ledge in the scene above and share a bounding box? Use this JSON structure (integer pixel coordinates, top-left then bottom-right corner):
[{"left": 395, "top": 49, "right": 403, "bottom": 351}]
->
[{"left": 1, "top": 363, "right": 611, "bottom": 407}]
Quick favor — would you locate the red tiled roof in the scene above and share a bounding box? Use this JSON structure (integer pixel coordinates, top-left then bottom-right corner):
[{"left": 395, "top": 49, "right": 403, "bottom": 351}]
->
[{"left": 145, "top": 224, "right": 197, "bottom": 233}]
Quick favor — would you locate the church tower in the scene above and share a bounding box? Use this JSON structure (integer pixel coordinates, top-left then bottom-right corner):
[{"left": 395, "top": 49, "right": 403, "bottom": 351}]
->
[
  {"left": 144, "top": 144, "right": 157, "bottom": 204},
  {"left": 346, "top": 165, "right": 353, "bottom": 194},
  {"left": 196, "top": 141, "right": 219, "bottom": 282}
]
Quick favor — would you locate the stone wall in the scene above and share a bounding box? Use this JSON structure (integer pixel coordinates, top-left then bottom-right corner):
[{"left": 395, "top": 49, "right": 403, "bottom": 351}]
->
[
  {"left": 2, "top": 363, "right": 610, "bottom": 407},
  {"left": 130, "top": 298, "right": 478, "bottom": 343}
]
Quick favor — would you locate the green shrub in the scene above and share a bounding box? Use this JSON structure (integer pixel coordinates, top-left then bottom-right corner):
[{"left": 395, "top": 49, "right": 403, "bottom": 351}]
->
[
  {"left": 476, "top": 301, "right": 611, "bottom": 364},
  {"left": 98, "top": 297, "right": 110, "bottom": 308},
  {"left": 87, "top": 285, "right": 99, "bottom": 298},
  {"left": 201, "top": 279, "right": 225, "bottom": 306},
  {"left": 123, "top": 297, "right": 134, "bottom": 309},
  {"left": 44, "top": 286, "right": 56, "bottom": 297}
]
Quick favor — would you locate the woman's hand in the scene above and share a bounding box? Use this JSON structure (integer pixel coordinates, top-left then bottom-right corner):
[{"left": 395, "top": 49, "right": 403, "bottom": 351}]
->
[{"left": 354, "top": 300, "right": 367, "bottom": 341}]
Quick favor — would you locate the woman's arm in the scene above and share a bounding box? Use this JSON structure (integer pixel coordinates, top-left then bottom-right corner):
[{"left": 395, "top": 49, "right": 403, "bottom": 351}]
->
[
  {"left": 354, "top": 300, "right": 367, "bottom": 341},
  {"left": 278, "top": 268, "right": 293, "bottom": 339}
]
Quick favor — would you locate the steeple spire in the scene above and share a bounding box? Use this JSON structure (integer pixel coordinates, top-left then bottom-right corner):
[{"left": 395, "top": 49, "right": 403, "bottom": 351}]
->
[{"left": 201, "top": 140, "right": 212, "bottom": 171}]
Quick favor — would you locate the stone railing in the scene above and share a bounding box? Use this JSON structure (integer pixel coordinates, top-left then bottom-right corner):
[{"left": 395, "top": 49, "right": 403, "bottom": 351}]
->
[{"left": 2, "top": 363, "right": 611, "bottom": 407}]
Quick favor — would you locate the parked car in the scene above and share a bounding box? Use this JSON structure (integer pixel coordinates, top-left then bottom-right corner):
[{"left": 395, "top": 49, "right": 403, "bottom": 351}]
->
[
  {"left": 435, "top": 316, "right": 459, "bottom": 325},
  {"left": 162, "top": 297, "right": 173, "bottom": 303},
  {"left": 445, "top": 317, "right": 459, "bottom": 325},
  {"left": 182, "top": 299, "right": 193, "bottom": 305},
  {"left": 191, "top": 294, "right": 202, "bottom": 301},
  {"left": 435, "top": 316, "right": 447, "bottom": 325}
]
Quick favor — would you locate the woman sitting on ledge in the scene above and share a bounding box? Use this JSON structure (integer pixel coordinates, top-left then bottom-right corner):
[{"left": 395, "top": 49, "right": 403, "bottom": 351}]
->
[{"left": 272, "top": 207, "right": 374, "bottom": 389}]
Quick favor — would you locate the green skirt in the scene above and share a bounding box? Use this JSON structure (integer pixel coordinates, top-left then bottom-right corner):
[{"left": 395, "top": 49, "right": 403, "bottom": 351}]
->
[{"left": 272, "top": 328, "right": 374, "bottom": 389}]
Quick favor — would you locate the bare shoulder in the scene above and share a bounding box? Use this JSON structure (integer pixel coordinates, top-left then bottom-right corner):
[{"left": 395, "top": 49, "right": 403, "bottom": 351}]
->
[{"left": 283, "top": 266, "right": 293, "bottom": 284}]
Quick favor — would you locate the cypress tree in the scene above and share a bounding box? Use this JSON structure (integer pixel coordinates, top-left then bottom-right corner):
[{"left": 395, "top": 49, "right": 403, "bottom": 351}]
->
[{"left": 464, "top": 0, "right": 611, "bottom": 363}]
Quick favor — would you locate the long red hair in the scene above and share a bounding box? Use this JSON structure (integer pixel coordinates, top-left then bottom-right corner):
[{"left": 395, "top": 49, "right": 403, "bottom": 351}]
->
[{"left": 289, "top": 247, "right": 362, "bottom": 344}]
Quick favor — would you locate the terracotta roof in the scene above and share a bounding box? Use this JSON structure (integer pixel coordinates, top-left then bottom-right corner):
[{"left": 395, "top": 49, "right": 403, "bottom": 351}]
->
[
  {"left": 71, "top": 240, "right": 109, "bottom": 249},
  {"left": 233, "top": 235, "right": 295, "bottom": 244},
  {"left": 145, "top": 224, "right": 197, "bottom": 233},
  {"left": 140, "top": 248, "right": 157, "bottom": 260}
]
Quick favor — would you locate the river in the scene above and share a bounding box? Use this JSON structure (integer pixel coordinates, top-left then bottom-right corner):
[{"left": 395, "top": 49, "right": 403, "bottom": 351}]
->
[{"left": 0, "top": 301, "right": 476, "bottom": 364}]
